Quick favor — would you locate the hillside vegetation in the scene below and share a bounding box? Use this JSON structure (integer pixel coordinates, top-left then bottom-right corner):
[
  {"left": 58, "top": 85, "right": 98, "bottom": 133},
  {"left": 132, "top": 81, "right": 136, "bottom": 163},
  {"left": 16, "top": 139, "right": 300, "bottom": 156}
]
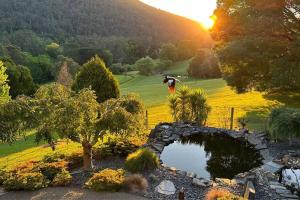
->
[{"left": 0, "top": 0, "right": 209, "bottom": 43}]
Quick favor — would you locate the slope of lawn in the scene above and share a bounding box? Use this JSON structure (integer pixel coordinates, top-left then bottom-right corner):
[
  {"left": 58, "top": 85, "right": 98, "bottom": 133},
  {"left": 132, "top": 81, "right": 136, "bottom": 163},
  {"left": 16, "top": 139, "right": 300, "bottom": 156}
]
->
[
  {"left": 163, "top": 60, "right": 191, "bottom": 76},
  {"left": 118, "top": 61, "right": 283, "bottom": 130},
  {"left": 1, "top": 60, "right": 298, "bottom": 169}
]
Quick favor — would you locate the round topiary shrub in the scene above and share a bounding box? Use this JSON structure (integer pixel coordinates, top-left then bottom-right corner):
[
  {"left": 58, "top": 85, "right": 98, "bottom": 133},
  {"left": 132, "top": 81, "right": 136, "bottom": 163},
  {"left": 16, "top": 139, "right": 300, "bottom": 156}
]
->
[
  {"left": 85, "top": 168, "right": 125, "bottom": 192},
  {"left": 125, "top": 148, "right": 159, "bottom": 173}
]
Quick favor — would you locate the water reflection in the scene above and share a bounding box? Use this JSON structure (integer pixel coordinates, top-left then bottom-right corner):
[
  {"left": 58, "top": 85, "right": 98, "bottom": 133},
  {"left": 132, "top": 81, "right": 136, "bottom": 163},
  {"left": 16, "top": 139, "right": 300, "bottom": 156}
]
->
[{"left": 161, "top": 134, "right": 262, "bottom": 179}]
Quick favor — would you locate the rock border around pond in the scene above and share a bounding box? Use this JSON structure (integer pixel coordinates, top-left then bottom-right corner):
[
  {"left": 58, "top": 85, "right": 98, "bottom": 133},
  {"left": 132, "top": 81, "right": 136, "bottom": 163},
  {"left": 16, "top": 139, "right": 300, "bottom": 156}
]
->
[{"left": 144, "top": 122, "right": 299, "bottom": 200}]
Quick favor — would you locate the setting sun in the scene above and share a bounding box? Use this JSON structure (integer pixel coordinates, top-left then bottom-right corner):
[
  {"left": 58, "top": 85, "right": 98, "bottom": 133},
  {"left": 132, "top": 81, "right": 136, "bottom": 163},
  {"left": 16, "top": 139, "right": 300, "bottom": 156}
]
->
[{"left": 140, "top": 0, "right": 217, "bottom": 29}]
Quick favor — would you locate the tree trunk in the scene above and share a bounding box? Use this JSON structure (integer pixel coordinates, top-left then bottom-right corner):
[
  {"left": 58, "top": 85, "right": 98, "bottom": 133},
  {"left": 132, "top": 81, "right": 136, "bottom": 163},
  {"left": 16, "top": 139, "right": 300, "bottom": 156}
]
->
[{"left": 82, "top": 142, "right": 93, "bottom": 171}]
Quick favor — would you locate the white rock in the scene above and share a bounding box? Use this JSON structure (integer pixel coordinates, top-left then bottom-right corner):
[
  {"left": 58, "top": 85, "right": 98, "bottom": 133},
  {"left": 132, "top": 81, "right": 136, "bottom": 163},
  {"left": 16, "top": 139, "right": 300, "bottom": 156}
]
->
[
  {"left": 187, "top": 172, "right": 196, "bottom": 178},
  {"left": 161, "top": 125, "right": 170, "bottom": 129},
  {"left": 192, "top": 178, "right": 207, "bottom": 187},
  {"left": 155, "top": 180, "right": 176, "bottom": 195},
  {"left": 169, "top": 167, "right": 176, "bottom": 172}
]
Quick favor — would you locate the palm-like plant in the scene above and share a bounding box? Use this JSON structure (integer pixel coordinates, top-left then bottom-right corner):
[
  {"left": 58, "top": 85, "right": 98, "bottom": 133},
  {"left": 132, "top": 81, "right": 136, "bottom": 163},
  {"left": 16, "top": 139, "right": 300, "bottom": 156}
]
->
[
  {"left": 189, "top": 89, "right": 211, "bottom": 126},
  {"left": 168, "top": 86, "right": 211, "bottom": 125},
  {"left": 168, "top": 94, "right": 178, "bottom": 121}
]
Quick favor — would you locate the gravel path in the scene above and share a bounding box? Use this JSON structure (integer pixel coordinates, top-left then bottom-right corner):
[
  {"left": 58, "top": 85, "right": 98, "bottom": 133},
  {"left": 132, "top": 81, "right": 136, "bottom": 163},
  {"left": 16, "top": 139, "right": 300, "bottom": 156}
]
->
[{"left": 0, "top": 187, "right": 148, "bottom": 200}]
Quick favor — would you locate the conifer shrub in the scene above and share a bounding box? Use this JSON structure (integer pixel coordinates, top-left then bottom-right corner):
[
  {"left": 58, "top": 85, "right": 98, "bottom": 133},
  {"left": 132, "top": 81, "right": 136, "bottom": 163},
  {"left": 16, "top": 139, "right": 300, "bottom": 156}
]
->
[
  {"left": 3, "top": 172, "right": 48, "bottom": 191},
  {"left": 93, "top": 141, "right": 139, "bottom": 160},
  {"left": 72, "top": 55, "right": 120, "bottom": 103},
  {"left": 42, "top": 152, "right": 66, "bottom": 163},
  {"left": 85, "top": 168, "right": 125, "bottom": 192},
  {"left": 125, "top": 148, "right": 159, "bottom": 173},
  {"left": 39, "top": 161, "right": 68, "bottom": 182},
  {"left": 51, "top": 169, "right": 72, "bottom": 186},
  {"left": 0, "top": 169, "right": 9, "bottom": 185},
  {"left": 4, "top": 159, "right": 72, "bottom": 190}
]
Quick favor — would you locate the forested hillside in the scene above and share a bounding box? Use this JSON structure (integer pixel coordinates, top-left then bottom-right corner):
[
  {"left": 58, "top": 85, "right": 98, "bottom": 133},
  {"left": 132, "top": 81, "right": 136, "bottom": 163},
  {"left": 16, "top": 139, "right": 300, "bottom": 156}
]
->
[
  {"left": 0, "top": 0, "right": 208, "bottom": 43},
  {"left": 0, "top": 0, "right": 213, "bottom": 96}
]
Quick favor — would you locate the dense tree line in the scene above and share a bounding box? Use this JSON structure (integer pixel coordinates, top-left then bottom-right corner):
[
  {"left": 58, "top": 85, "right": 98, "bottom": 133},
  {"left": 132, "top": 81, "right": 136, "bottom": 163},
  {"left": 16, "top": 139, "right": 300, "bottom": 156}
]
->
[
  {"left": 212, "top": 0, "right": 300, "bottom": 93},
  {"left": 188, "top": 50, "right": 221, "bottom": 79},
  {"left": 0, "top": 0, "right": 208, "bottom": 45}
]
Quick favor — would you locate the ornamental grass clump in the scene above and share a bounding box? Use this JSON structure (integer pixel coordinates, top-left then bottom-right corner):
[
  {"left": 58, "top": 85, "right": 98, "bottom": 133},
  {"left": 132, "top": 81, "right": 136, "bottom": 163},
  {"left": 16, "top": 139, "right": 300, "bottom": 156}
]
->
[
  {"left": 125, "top": 148, "right": 159, "bottom": 173},
  {"left": 124, "top": 174, "right": 148, "bottom": 192},
  {"left": 85, "top": 168, "right": 125, "bottom": 192}
]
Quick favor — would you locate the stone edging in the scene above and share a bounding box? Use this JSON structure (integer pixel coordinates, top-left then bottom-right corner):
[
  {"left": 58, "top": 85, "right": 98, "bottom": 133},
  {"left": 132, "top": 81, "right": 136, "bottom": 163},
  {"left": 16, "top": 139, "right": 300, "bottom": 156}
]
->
[{"left": 144, "top": 122, "right": 299, "bottom": 199}]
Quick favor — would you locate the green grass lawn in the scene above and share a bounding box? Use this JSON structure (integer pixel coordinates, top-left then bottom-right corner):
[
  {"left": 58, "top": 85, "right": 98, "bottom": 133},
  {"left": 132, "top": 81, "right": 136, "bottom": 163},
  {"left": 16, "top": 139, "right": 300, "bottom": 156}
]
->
[
  {"left": 118, "top": 74, "right": 280, "bottom": 130},
  {"left": 116, "top": 61, "right": 286, "bottom": 130},
  {"left": 164, "top": 59, "right": 191, "bottom": 76},
  {"left": 0, "top": 60, "right": 299, "bottom": 169}
]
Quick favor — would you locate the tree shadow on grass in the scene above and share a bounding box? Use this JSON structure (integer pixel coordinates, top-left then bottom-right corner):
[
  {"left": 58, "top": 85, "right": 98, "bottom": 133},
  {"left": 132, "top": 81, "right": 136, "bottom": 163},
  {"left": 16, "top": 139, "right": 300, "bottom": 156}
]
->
[
  {"left": 263, "top": 92, "right": 300, "bottom": 108},
  {"left": 240, "top": 107, "right": 272, "bottom": 132},
  {"left": 0, "top": 131, "right": 44, "bottom": 158}
]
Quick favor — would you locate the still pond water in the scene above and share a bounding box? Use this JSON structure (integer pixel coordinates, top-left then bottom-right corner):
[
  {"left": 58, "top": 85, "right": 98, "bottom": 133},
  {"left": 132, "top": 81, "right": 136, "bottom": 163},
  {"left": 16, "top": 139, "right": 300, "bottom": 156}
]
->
[{"left": 160, "top": 134, "right": 262, "bottom": 180}]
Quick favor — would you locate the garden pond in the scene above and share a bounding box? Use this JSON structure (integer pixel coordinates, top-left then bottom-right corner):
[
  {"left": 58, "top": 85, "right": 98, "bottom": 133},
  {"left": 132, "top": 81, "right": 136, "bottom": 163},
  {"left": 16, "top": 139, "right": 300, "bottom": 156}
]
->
[{"left": 160, "top": 134, "right": 263, "bottom": 179}]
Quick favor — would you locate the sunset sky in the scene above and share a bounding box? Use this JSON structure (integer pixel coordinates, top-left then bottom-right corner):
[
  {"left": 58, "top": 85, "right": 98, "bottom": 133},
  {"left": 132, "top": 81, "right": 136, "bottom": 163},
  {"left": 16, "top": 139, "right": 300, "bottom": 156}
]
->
[{"left": 140, "top": 0, "right": 217, "bottom": 29}]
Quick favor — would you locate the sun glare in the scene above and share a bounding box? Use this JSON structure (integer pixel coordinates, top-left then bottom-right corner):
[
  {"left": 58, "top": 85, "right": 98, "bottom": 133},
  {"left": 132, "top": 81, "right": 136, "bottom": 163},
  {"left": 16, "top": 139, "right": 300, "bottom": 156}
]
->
[{"left": 140, "top": 0, "right": 217, "bottom": 29}]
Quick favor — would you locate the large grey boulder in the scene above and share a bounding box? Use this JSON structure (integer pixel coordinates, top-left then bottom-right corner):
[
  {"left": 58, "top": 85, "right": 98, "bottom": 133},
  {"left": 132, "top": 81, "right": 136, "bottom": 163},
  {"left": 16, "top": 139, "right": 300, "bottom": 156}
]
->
[{"left": 155, "top": 180, "right": 176, "bottom": 195}]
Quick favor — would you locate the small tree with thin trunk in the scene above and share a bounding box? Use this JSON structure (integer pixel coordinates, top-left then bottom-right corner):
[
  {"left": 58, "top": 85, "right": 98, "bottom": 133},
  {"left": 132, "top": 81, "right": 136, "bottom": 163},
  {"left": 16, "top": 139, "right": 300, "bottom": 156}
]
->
[
  {"left": 0, "top": 83, "right": 144, "bottom": 170},
  {"left": 52, "top": 87, "right": 101, "bottom": 170}
]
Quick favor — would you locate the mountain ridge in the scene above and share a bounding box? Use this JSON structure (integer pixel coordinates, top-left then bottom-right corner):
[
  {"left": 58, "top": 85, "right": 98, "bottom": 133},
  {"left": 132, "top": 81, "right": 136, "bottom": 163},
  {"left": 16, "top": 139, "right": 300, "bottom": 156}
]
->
[{"left": 0, "top": 0, "right": 209, "bottom": 43}]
